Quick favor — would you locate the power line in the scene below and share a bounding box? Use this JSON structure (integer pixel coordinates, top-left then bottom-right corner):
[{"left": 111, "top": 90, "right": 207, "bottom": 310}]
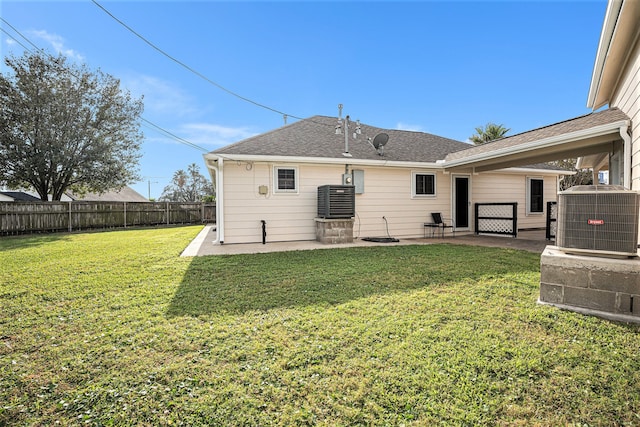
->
[
  {"left": 91, "top": 0, "right": 305, "bottom": 121},
  {"left": 0, "top": 17, "right": 209, "bottom": 153},
  {"left": 0, "top": 27, "right": 35, "bottom": 52},
  {"left": 141, "top": 118, "right": 208, "bottom": 152}
]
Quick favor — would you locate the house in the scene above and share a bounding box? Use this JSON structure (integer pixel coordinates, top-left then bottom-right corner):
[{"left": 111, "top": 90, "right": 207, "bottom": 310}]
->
[
  {"left": 203, "top": 116, "right": 569, "bottom": 244},
  {"left": 587, "top": 0, "right": 639, "bottom": 198},
  {"left": 0, "top": 191, "right": 42, "bottom": 202},
  {"left": 204, "top": 0, "right": 640, "bottom": 248},
  {"left": 66, "top": 186, "right": 148, "bottom": 202},
  {"left": 444, "top": 0, "right": 639, "bottom": 240},
  {"left": 0, "top": 186, "right": 147, "bottom": 202}
]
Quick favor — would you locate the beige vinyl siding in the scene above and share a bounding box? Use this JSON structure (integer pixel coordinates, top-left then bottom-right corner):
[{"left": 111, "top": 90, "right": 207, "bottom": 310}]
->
[
  {"left": 222, "top": 162, "right": 338, "bottom": 243},
  {"left": 221, "top": 162, "right": 453, "bottom": 243},
  {"left": 352, "top": 167, "right": 450, "bottom": 239},
  {"left": 220, "top": 159, "right": 560, "bottom": 243},
  {"left": 472, "top": 172, "right": 558, "bottom": 230},
  {"left": 610, "top": 35, "right": 640, "bottom": 240}
]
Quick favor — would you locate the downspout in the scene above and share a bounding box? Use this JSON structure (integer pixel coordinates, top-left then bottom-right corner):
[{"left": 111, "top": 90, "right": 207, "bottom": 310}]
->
[
  {"left": 620, "top": 124, "right": 631, "bottom": 189},
  {"left": 212, "top": 157, "right": 224, "bottom": 244}
]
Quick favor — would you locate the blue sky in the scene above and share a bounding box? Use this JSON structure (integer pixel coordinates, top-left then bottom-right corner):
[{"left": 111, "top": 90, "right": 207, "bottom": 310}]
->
[{"left": 1, "top": 1, "right": 607, "bottom": 200}]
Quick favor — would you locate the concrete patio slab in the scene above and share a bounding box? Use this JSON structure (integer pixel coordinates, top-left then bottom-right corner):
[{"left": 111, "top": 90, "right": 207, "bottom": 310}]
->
[{"left": 181, "top": 225, "right": 550, "bottom": 257}]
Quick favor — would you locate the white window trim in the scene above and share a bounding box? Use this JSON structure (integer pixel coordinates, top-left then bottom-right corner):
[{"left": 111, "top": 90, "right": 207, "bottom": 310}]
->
[
  {"left": 273, "top": 166, "right": 299, "bottom": 194},
  {"left": 526, "top": 176, "right": 544, "bottom": 215},
  {"left": 412, "top": 171, "right": 437, "bottom": 198}
]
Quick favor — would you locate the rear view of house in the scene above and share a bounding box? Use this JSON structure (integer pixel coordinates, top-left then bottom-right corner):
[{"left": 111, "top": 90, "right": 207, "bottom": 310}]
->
[{"left": 204, "top": 116, "right": 567, "bottom": 244}]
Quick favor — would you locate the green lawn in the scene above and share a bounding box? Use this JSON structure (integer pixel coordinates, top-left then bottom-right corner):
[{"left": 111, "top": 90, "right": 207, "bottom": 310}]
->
[{"left": 1, "top": 226, "right": 639, "bottom": 426}]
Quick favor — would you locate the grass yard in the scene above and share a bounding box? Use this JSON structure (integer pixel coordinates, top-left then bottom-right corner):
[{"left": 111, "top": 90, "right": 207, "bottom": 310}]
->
[{"left": 1, "top": 226, "right": 640, "bottom": 426}]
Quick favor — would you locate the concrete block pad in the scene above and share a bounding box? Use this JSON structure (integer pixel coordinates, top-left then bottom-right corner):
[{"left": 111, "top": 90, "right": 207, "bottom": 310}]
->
[
  {"left": 564, "top": 286, "right": 616, "bottom": 312},
  {"left": 591, "top": 270, "right": 640, "bottom": 294},
  {"left": 540, "top": 264, "right": 589, "bottom": 287},
  {"left": 539, "top": 283, "right": 563, "bottom": 304}
]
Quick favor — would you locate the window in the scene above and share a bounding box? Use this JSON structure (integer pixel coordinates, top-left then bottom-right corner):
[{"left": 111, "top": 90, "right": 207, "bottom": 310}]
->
[
  {"left": 275, "top": 167, "right": 297, "bottom": 192},
  {"left": 413, "top": 172, "right": 436, "bottom": 196},
  {"left": 527, "top": 177, "right": 544, "bottom": 214}
]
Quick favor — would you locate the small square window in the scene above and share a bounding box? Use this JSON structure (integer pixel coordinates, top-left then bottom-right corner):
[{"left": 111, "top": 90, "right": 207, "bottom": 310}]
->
[
  {"left": 414, "top": 173, "right": 435, "bottom": 196},
  {"left": 275, "top": 167, "right": 297, "bottom": 192}
]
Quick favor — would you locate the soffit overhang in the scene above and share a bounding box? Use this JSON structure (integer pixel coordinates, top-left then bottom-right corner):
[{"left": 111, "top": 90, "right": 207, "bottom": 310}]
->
[
  {"left": 442, "top": 121, "right": 627, "bottom": 173},
  {"left": 587, "top": 0, "right": 640, "bottom": 109}
]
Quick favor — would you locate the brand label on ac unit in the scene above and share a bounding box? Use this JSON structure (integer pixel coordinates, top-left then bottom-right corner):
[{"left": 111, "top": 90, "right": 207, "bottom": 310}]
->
[{"left": 588, "top": 219, "right": 604, "bottom": 226}]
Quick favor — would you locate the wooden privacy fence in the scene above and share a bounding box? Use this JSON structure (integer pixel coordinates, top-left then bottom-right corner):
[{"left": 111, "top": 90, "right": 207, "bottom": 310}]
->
[{"left": 0, "top": 201, "right": 216, "bottom": 235}]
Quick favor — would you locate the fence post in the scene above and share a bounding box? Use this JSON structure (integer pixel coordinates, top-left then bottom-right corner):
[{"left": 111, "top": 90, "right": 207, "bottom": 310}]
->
[
  {"left": 166, "top": 202, "right": 170, "bottom": 225},
  {"left": 68, "top": 201, "right": 72, "bottom": 233},
  {"left": 124, "top": 202, "right": 127, "bottom": 228}
]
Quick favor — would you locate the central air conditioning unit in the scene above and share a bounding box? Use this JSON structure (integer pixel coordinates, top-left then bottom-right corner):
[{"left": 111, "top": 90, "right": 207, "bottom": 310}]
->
[
  {"left": 556, "top": 185, "right": 639, "bottom": 257},
  {"left": 317, "top": 185, "right": 355, "bottom": 219}
]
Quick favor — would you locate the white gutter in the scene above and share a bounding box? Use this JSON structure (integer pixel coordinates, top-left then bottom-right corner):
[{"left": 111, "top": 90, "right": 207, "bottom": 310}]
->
[
  {"left": 204, "top": 153, "right": 444, "bottom": 169},
  {"left": 621, "top": 124, "right": 631, "bottom": 189},
  {"left": 587, "top": 0, "right": 623, "bottom": 109},
  {"left": 443, "top": 120, "right": 629, "bottom": 169}
]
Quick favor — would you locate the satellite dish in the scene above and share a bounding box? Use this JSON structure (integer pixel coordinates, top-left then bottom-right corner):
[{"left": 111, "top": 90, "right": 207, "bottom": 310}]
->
[{"left": 372, "top": 133, "right": 389, "bottom": 149}]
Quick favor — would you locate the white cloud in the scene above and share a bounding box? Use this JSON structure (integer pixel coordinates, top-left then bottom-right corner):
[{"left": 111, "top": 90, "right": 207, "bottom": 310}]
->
[
  {"left": 28, "top": 30, "right": 84, "bottom": 62},
  {"left": 396, "top": 122, "right": 425, "bottom": 132},
  {"left": 123, "top": 74, "right": 198, "bottom": 117}
]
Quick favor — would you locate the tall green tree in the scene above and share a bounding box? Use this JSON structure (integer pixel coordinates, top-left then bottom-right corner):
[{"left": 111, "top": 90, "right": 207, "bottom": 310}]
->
[
  {"left": 159, "top": 163, "right": 215, "bottom": 202},
  {"left": 0, "top": 52, "right": 143, "bottom": 200},
  {"left": 469, "top": 122, "right": 510, "bottom": 145}
]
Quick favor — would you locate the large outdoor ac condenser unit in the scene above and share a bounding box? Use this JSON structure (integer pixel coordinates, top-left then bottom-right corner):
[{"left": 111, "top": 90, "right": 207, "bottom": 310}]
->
[
  {"left": 556, "top": 185, "right": 639, "bottom": 257},
  {"left": 317, "top": 185, "right": 355, "bottom": 219}
]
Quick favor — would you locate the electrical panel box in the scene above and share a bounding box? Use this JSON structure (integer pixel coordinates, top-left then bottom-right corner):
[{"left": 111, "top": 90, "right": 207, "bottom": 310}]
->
[
  {"left": 342, "top": 170, "right": 364, "bottom": 194},
  {"left": 353, "top": 170, "right": 364, "bottom": 194}
]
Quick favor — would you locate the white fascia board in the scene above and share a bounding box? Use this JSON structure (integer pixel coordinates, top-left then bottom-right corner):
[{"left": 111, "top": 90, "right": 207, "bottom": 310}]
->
[
  {"left": 492, "top": 167, "right": 576, "bottom": 176},
  {"left": 203, "top": 153, "right": 442, "bottom": 169},
  {"left": 443, "top": 120, "right": 629, "bottom": 169},
  {"left": 587, "top": 0, "right": 623, "bottom": 109}
]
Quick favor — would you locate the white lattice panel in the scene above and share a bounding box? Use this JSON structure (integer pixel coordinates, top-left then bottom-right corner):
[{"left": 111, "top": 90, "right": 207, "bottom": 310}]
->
[
  {"left": 477, "top": 204, "right": 513, "bottom": 217},
  {"left": 478, "top": 218, "right": 514, "bottom": 234}
]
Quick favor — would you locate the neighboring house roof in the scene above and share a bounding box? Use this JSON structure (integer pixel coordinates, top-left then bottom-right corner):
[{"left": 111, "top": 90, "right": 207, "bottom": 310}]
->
[
  {"left": 211, "top": 115, "right": 472, "bottom": 163},
  {"left": 443, "top": 108, "right": 630, "bottom": 172},
  {"left": 68, "top": 186, "right": 148, "bottom": 202},
  {"left": 0, "top": 191, "right": 42, "bottom": 202}
]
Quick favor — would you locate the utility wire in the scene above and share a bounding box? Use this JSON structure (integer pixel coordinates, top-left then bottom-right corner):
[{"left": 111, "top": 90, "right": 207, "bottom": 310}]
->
[
  {"left": 0, "top": 17, "right": 209, "bottom": 152},
  {"left": 141, "top": 118, "right": 208, "bottom": 152},
  {"left": 0, "top": 18, "right": 41, "bottom": 52},
  {"left": 91, "top": 0, "right": 306, "bottom": 121}
]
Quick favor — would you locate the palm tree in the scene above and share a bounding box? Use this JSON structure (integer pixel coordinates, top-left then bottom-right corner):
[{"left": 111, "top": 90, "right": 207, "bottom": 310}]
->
[{"left": 469, "top": 123, "right": 510, "bottom": 145}]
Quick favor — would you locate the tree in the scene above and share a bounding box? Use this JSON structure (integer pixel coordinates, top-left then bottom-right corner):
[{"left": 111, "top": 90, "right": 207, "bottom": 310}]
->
[
  {"left": 549, "top": 158, "right": 593, "bottom": 190},
  {"left": 159, "top": 163, "right": 215, "bottom": 202},
  {"left": 0, "top": 52, "right": 143, "bottom": 201},
  {"left": 469, "top": 122, "right": 510, "bottom": 145}
]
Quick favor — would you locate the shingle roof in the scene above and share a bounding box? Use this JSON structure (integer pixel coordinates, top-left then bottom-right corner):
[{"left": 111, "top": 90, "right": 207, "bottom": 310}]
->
[
  {"left": 0, "top": 191, "right": 42, "bottom": 202},
  {"left": 68, "top": 186, "right": 148, "bottom": 202},
  {"left": 212, "top": 115, "right": 471, "bottom": 163},
  {"left": 445, "top": 108, "right": 629, "bottom": 162}
]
